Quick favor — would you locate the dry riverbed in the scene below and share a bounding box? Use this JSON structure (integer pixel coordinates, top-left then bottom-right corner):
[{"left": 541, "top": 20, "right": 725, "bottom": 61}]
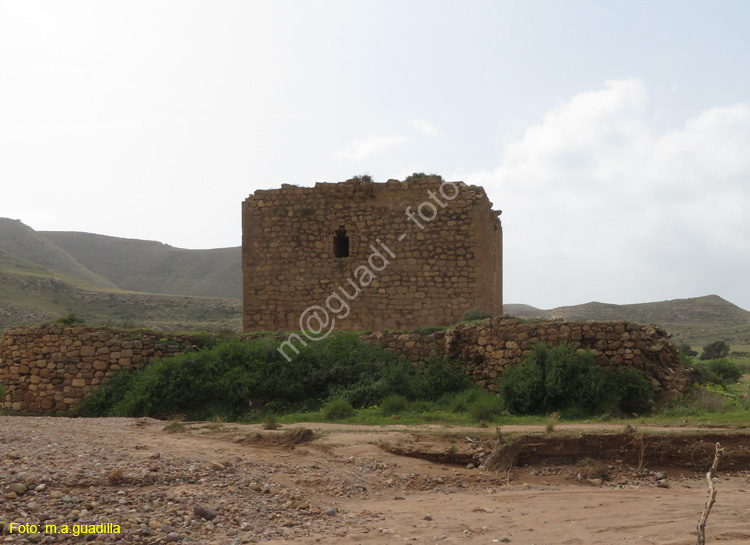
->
[{"left": 1, "top": 417, "right": 750, "bottom": 544}]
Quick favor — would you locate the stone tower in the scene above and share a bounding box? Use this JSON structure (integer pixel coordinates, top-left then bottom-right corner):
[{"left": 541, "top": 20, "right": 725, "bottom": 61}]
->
[{"left": 242, "top": 176, "right": 502, "bottom": 332}]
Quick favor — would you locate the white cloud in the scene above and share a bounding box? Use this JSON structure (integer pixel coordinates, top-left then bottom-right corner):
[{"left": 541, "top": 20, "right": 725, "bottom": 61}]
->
[
  {"left": 468, "top": 80, "right": 750, "bottom": 310},
  {"left": 334, "top": 134, "right": 410, "bottom": 161},
  {"left": 410, "top": 118, "right": 439, "bottom": 136}
]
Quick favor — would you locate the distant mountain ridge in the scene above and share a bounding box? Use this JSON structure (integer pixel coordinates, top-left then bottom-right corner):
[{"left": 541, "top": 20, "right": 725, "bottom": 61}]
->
[
  {"left": 43, "top": 230, "right": 241, "bottom": 299},
  {"left": 0, "top": 219, "right": 241, "bottom": 333},
  {"left": 504, "top": 295, "right": 750, "bottom": 346}
]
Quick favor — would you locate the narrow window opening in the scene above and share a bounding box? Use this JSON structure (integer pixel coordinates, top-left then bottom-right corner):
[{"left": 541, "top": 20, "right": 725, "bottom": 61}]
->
[{"left": 333, "top": 226, "right": 349, "bottom": 258}]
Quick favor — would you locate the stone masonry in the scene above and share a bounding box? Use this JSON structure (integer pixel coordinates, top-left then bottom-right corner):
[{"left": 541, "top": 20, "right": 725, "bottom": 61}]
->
[
  {"left": 365, "top": 318, "right": 693, "bottom": 399},
  {"left": 0, "top": 319, "right": 692, "bottom": 415},
  {"left": 0, "top": 326, "right": 200, "bottom": 414},
  {"left": 242, "top": 177, "right": 503, "bottom": 331}
]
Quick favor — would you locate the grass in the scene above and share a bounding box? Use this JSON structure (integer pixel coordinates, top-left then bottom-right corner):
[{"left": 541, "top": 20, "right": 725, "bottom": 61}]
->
[
  {"left": 240, "top": 376, "right": 750, "bottom": 429},
  {"left": 545, "top": 412, "right": 560, "bottom": 433}
]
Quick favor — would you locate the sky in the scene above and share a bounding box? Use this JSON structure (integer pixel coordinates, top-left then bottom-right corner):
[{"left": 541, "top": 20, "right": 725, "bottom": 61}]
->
[{"left": 1, "top": 0, "right": 748, "bottom": 310}]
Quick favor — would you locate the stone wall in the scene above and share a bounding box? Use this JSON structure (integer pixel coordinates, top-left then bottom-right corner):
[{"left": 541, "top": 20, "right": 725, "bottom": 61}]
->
[
  {"left": 1, "top": 320, "right": 692, "bottom": 415},
  {"left": 0, "top": 326, "right": 201, "bottom": 414},
  {"left": 365, "top": 319, "right": 693, "bottom": 398},
  {"left": 242, "top": 177, "right": 502, "bottom": 332}
]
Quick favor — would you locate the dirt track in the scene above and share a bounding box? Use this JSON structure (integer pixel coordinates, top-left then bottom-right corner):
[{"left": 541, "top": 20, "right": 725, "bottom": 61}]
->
[{"left": 1, "top": 417, "right": 750, "bottom": 544}]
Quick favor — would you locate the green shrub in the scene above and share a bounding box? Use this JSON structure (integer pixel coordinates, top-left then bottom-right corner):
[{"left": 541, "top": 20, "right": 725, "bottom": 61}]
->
[
  {"left": 57, "top": 313, "right": 85, "bottom": 325},
  {"left": 468, "top": 392, "right": 503, "bottom": 422},
  {"left": 498, "top": 343, "right": 546, "bottom": 414},
  {"left": 447, "top": 389, "right": 482, "bottom": 413},
  {"left": 691, "top": 361, "right": 733, "bottom": 387},
  {"left": 461, "top": 309, "right": 493, "bottom": 322},
  {"left": 677, "top": 343, "right": 698, "bottom": 357},
  {"left": 543, "top": 344, "right": 607, "bottom": 411},
  {"left": 703, "top": 358, "right": 742, "bottom": 383},
  {"left": 324, "top": 398, "right": 354, "bottom": 420},
  {"left": 0, "top": 381, "right": 4, "bottom": 402},
  {"left": 402, "top": 172, "right": 444, "bottom": 184},
  {"left": 419, "top": 356, "right": 473, "bottom": 400},
  {"left": 678, "top": 352, "right": 695, "bottom": 367},
  {"left": 700, "top": 341, "right": 730, "bottom": 360},
  {"left": 77, "top": 333, "right": 475, "bottom": 419},
  {"left": 349, "top": 174, "right": 373, "bottom": 182},
  {"left": 604, "top": 367, "right": 654, "bottom": 414},
  {"left": 498, "top": 342, "right": 654, "bottom": 416},
  {"left": 380, "top": 394, "right": 408, "bottom": 414},
  {"left": 76, "top": 369, "right": 136, "bottom": 417}
]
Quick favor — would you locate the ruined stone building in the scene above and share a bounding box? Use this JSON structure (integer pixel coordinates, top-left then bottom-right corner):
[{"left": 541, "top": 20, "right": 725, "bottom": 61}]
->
[{"left": 242, "top": 176, "right": 502, "bottom": 332}]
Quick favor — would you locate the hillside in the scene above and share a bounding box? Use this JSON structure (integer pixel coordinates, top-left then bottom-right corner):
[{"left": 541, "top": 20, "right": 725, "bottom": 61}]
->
[
  {"left": 0, "top": 248, "right": 241, "bottom": 333},
  {"left": 43, "top": 231, "right": 241, "bottom": 299},
  {"left": 0, "top": 219, "right": 242, "bottom": 333},
  {"left": 504, "top": 295, "right": 750, "bottom": 347},
  {"left": 0, "top": 218, "right": 116, "bottom": 289}
]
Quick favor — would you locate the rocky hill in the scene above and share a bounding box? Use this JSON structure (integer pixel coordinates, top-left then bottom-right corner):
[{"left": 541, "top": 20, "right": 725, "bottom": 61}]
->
[
  {"left": 504, "top": 295, "right": 750, "bottom": 346},
  {"left": 0, "top": 219, "right": 241, "bottom": 333}
]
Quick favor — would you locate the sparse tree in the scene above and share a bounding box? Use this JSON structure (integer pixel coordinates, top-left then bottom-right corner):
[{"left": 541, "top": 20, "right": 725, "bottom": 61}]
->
[
  {"left": 678, "top": 344, "right": 698, "bottom": 357},
  {"left": 700, "top": 341, "right": 730, "bottom": 361}
]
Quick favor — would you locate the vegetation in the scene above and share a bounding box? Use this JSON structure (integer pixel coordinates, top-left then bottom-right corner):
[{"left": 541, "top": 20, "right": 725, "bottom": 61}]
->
[
  {"left": 349, "top": 174, "right": 374, "bottom": 183},
  {"left": 72, "top": 330, "right": 748, "bottom": 428},
  {"left": 685, "top": 357, "right": 742, "bottom": 387},
  {"left": 677, "top": 343, "right": 698, "bottom": 357},
  {"left": 461, "top": 309, "right": 493, "bottom": 322},
  {"left": 78, "top": 333, "right": 474, "bottom": 419},
  {"left": 401, "top": 172, "right": 445, "bottom": 184},
  {"left": 56, "top": 313, "right": 85, "bottom": 325},
  {"left": 700, "top": 340, "right": 730, "bottom": 360},
  {"left": 498, "top": 343, "right": 654, "bottom": 416},
  {"left": 323, "top": 398, "right": 355, "bottom": 420}
]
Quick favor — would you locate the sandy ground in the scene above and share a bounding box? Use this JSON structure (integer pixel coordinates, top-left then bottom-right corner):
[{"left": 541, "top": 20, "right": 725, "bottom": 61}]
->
[{"left": 1, "top": 416, "right": 749, "bottom": 544}]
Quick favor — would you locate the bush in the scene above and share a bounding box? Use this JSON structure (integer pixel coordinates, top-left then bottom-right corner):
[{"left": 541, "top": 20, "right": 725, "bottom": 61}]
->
[
  {"left": 704, "top": 358, "right": 742, "bottom": 383},
  {"left": 692, "top": 359, "right": 742, "bottom": 386},
  {"left": 677, "top": 343, "right": 698, "bottom": 357},
  {"left": 57, "top": 313, "right": 85, "bottom": 325},
  {"left": 419, "top": 356, "right": 473, "bottom": 399},
  {"left": 468, "top": 392, "right": 503, "bottom": 422},
  {"left": 349, "top": 174, "right": 373, "bottom": 183},
  {"left": 691, "top": 362, "right": 727, "bottom": 387},
  {"left": 402, "top": 172, "right": 444, "bottom": 184},
  {"left": 604, "top": 367, "right": 654, "bottom": 414},
  {"left": 498, "top": 344, "right": 546, "bottom": 414},
  {"left": 78, "top": 333, "right": 475, "bottom": 419},
  {"left": 461, "top": 309, "right": 493, "bottom": 322},
  {"left": 700, "top": 341, "right": 730, "bottom": 360},
  {"left": 498, "top": 343, "right": 654, "bottom": 416},
  {"left": 77, "top": 369, "right": 136, "bottom": 417},
  {"left": 324, "top": 398, "right": 354, "bottom": 420},
  {"left": 380, "top": 394, "right": 408, "bottom": 414}
]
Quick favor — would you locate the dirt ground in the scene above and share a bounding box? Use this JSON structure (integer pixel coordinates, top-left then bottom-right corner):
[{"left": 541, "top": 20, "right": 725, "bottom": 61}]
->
[{"left": 1, "top": 417, "right": 750, "bottom": 544}]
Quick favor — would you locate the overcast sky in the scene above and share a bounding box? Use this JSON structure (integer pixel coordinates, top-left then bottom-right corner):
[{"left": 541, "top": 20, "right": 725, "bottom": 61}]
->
[{"left": 1, "top": 1, "right": 748, "bottom": 310}]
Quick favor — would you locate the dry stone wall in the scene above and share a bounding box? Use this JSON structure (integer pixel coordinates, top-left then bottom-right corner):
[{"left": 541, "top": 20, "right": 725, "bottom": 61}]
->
[
  {"left": 365, "top": 319, "right": 693, "bottom": 398},
  {"left": 0, "top": 326, "right": 200, "bottom": 414},
  {"left": 1, "top": 319, "right": 692, "bottom": 415},
  {"left": 242, "top": 177, "right": 502, "bottom": 332}
]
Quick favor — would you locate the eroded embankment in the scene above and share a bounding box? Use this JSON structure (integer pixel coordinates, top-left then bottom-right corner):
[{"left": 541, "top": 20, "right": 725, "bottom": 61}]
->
[{"left": 383, "top": 431, "right": 750, "bottom": 472}]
